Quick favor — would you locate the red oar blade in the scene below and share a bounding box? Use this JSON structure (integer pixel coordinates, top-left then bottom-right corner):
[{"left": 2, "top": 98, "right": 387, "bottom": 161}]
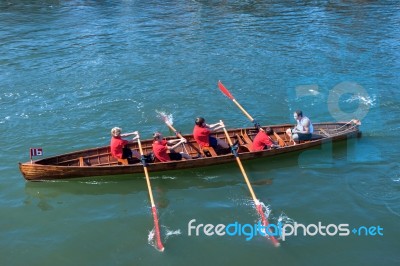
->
[
  {"left": 256, "top": 204, "right": 280, "bottom": 247},
  {"left": 218, "top": 80, "right": 235, "bottom": 100},
  {"left": 152, "top": 206, "right": 165, "bottom": 252}
]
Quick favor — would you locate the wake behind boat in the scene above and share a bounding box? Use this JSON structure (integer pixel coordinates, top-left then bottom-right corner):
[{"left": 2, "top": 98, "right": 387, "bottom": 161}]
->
[{"left": 19, "top": 121, "right": 361, "bottom": 181}]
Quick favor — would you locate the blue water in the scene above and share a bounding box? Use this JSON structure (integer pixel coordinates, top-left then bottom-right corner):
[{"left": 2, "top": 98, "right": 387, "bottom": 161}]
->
[{"left": 1, "top": 1, "right": 399, "bottom": 265}]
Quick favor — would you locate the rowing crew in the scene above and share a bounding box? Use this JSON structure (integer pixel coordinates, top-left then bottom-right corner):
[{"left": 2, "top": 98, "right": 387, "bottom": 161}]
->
[{"left": 110, "top": 110, "right": 313, "bottom": 163}]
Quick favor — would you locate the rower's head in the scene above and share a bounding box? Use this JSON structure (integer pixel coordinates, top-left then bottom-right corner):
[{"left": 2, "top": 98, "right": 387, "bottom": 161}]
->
[
  {"left": 153, "top": 132, "right": 163, "bottom": 140},
  {"left": 264, "top": 127, "right": 274, "bottom": 136},
  {"left": 294, "top": 110, "right": 303, "bottom": 120},
  {"left": 111, "top": 127, "right": 122, "bottom": 137},
  {"left": 195, "top": 117, "right": 205, "bottom": 127}
]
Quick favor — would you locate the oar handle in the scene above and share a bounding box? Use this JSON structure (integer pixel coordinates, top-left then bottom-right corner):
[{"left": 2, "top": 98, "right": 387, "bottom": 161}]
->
[
  {"left": 164, "top": 121, "right": 202, "bottom": 156},
  {"left": 121, "top": 131, "right": 139, "bottom": 137}
]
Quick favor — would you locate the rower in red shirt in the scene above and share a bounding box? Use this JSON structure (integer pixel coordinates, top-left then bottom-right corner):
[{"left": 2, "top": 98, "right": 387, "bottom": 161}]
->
[
  {"left": 192, "top": 117, "right": 229, "bottom": 149},
  {"left": 110, "top": 127, "right": 141, "bottom": 161},
  {"left": 252, "top": 127, "right": 279, "bottom": 151},
  {"left": 152, "top": 132, "right": 191, "bottom": 162}
]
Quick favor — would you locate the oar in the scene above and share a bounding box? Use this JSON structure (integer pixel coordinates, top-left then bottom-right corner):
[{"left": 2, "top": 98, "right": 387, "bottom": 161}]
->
[
  {"left": 218, "top": 81, "right": 285, "bottom": 147},
  {"left": 120, "top": 131, "right": 139, "bottom": 137},
  {"left": 220, "top": 120, "right": 280, "bottom": 247},
  {"left": 161, "top": 114, "right": 202, "bottom": 157},
  {"left": 136, "top": 132, "right": 165, "bottom": 252}
]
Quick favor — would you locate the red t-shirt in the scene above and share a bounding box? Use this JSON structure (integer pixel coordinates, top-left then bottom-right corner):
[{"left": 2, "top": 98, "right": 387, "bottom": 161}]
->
[
  {"left": 110, "top": 137, "right": 129, "bottom": 159},
  {"left": 193, "top": 125, "right": 210, "bottom": 147},
  {"left": 252, "top": 131, "right": 273, "bottom": 151},
  {"left": 152, "top": 140, "right": 170, "bottom": 162}
]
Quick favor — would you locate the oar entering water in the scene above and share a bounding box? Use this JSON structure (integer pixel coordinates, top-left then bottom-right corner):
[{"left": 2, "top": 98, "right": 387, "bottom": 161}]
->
[
  {"left": 220, "top": 120, "right": 280, "bottom": 247},
  {"left": 218, "top": 81, "right": 285, "bottom": 147},
  {"left": 135, "top": 132, "right": 165, "bottom": 252}
]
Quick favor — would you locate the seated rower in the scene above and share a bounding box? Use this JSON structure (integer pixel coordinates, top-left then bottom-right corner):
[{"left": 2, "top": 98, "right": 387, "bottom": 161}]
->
[
  {"left": 251, "top": 127, "right": 280, "bottom": 151},
  {"left": 192, "top": 117, "right": 229, "bottom": 150},
  {"left": 285, "top": 110, "right": 314, "bottom": 144},
  {"left": 152, "top": 132, "right": 191, "bottom": 162},
  {"left": 110, "top": 127, "right": 141, "bottom": 162}
]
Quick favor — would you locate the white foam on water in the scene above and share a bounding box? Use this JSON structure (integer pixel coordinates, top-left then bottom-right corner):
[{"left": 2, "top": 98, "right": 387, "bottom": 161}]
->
[
  {"left": 232, "top": 197, "right": 254, "bottom": 208},
  {"left": 148, "top": 226, "right": 181, "bottom": 249},
  {"left": 256, "top": 201, "right": 298, "bottom": 240},
  {"left": 277, "top": 212, "right": 296, "bottom": 224},
  {"left": 161, "top": 175, "right": 177, "bottom": 180},
  {"left": 344, "top": 94, "right": 376, "bottom": 107},
  {"left": 155, "top": 110, "right": 173, "bottom": 125},
  {"left": 78, "top": 180, "right": 119, "bottom": 185},
  {"left": 147, "top": 228, "right": 156, "bottom": 249},
  {"left": 202, "top": 176, "right": 219, "bottom": 181},
  {"left": 258, "top": 201, "right": 272, "bottom": 218},
  {"left": 164, "top": 226, "right": 181, "bottom": 240}
]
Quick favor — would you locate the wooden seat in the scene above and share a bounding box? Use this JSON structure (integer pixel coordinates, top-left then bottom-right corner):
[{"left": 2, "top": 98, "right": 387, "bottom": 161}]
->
[
  {"left": 117, "top": 158, "right": 129, "bottom": 165},
  {"left": 235, "top": 134, "right": 246, "bottom": 145},
  {"left": 241, "top": 132, "right": 254, "bottom": 144},
  {"left": 201, "top": 147, "right": 217, "bottom": 157},
  {"left": 79, "top": 157, "right": 84, "bottom": 167},
  {"left": 239, "top": 132, "right": 254, "bottom": 152}
]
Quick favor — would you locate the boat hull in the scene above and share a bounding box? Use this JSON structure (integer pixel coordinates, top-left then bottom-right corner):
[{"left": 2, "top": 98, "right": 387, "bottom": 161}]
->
[{"left": 19, "top": 122, "right": 361, "bottom": 181}]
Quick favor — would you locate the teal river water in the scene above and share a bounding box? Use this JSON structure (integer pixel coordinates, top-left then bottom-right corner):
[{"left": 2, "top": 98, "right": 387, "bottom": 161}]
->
[{"left": 1, "top": 1, "right": 399, "bottom": 265}]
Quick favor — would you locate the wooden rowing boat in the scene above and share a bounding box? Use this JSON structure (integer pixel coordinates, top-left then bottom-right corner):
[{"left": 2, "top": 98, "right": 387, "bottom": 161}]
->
[{"left": 19, "top": 121, "right": 361, "bottom": 181}]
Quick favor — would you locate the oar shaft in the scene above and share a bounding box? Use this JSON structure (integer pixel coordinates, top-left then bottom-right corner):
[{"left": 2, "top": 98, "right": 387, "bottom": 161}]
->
[
  {"left": 218, "top": 81, "right": 285, "bottom": 147},
  {"left": 234, "top": 157, "right": 258, "bottom": 202},
  {"left": 165, "top": 123, "right": 183, "bottom": 139},
  {"left": 137, "top": 136, "right": 165, "bottom": 252},
  {"left": 220, "top": 120, "right": 279, "bottom": 247},
  {"left": 232, "top": 99, "right": 254, "bottom": 122},
  {"left": 143, "top": 165, "right": 155, "bottom": 206},
  {"left": 221, "top": 125, "right": 258, "bottom": 201},
  {"left": 137, "top": 138, "right": 156, "bottom": 206}
]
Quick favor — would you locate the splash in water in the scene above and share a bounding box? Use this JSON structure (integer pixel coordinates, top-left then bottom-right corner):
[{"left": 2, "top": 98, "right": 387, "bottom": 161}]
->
[
  {"left": 258, "top": 201, "right": 272, "bottom": 218},
  {"left": 277, "top": 211, "right": 296, "bottom": 225},
  {"left": 147, "top": 226, "right": 181, "bottom": 249},
  {"left": 147, "top": 228, "right": 156, "bottom": 249},
  {"left": 257, "top": 201, "right": 298, "bottom": 240},
  {"left": 344, "top": 94, "right": 376, "bottom": 107},
  {"left": 164, "top": 226, "right": 181, "bottom": 240},
  {"left": 156, "top": 110, "right": 173, "bottom": 125}
]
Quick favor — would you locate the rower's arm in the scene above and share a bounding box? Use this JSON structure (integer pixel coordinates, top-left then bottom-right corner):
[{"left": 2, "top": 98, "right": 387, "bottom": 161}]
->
[
  {"left": 168, "top": 139, "right": 186, "bottom": 150},
  {"left": 293, "top": 119, "right": 310, "bottom": 134},
  {"left": 208, "top": 122, "right": 224, "bottom": 131},
  {"left": 167, "top": 138, "right": 181, "bottom": 144}
]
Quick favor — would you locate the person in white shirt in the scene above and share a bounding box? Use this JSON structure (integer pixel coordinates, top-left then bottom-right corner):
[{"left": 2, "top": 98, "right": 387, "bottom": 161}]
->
[{"left": 286, "top": 110, "right": 313, "bottom": 144}]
